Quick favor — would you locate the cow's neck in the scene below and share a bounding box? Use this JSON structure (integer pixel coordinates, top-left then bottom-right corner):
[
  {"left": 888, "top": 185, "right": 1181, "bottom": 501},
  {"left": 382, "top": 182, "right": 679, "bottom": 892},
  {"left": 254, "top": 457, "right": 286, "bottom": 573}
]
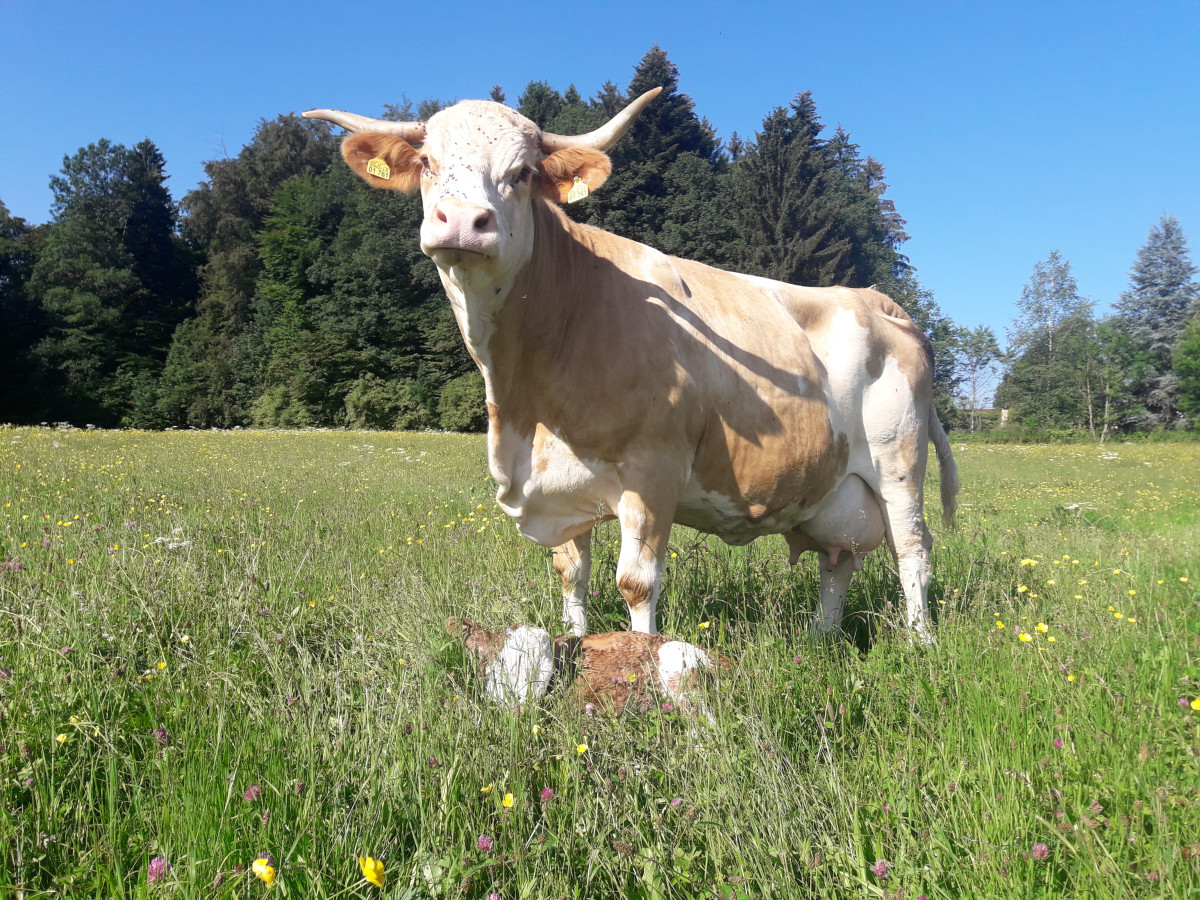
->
[{"left": 483, "top": 201, "right": 596, "bottom": 425}]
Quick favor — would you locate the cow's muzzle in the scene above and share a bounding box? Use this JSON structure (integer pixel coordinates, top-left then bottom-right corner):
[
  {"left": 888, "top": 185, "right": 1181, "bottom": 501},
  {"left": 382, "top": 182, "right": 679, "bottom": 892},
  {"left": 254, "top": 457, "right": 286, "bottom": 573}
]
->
[{"left": 422, "top": 198, "right": 498, "bottom": 264}]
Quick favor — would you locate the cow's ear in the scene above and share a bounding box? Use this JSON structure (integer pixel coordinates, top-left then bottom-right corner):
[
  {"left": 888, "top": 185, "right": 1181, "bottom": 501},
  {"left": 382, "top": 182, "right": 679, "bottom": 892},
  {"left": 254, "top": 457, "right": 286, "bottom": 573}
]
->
[
  {"left": 538, "top": 149, "right": 612, "bottom": 203},
  {"left": 342, "top": 134, "right": 423, "bottom": 192}
]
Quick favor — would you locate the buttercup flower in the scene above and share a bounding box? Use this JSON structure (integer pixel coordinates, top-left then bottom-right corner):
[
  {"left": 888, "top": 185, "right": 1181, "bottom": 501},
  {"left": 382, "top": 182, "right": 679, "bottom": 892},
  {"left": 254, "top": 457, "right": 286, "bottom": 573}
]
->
[
  {"left": 577, "top": 743, "right": 588, "bottom": 755},
  {"left": 251, "top": 857, "right": 276, "bottom": 885},
  {"left": 1192, "top": 697, "right": 1200, "bottom": 711},
  {"left": 480, "top": 783, "right": 493, "bottom": 794},
  {"left": 1019, "top": 633, "right": 1032, "bottom": 642},
  {"left": 359, "top": 855, "right": 385, "bottom": 888},
  {"left": 1035, "top": 623, "right": 1048, "bottom": 633},
  {"left": 503, "top": 792, "right": 514, "bottom": 808}
]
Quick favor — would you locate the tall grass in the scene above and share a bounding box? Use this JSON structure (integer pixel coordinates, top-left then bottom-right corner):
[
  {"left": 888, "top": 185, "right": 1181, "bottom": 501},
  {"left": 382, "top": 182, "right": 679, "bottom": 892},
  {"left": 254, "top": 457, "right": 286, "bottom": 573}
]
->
[{"left": 1, "top": 428, "right": 1197, "bottom": 898}]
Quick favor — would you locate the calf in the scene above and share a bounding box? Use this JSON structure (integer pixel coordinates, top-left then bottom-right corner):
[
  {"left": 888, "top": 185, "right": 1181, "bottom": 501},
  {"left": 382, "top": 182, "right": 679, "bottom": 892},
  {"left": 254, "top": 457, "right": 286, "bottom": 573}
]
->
[{"left": 448, "top": 617, "right": 724, "bottom": 714}]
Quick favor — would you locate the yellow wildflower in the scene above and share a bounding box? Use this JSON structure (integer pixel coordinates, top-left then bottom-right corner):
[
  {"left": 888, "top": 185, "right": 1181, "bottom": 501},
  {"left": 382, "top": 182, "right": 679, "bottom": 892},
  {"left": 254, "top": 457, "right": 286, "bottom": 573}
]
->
[
  {"left": 359, "top": 855, "right": 385, "bottom": 888},
  {"left": 1035, "top": 623, "right": 1048, "bottom": 633},
  {"left": 480, "top": 783, "right": 493, "bottom": 794},
  {"left": 1191, "top": 698, "right": 1200, "bottom": 711},
  {"left": 1047, "top": 636, "right": 1056, "bottom": 642},
  {"left": 157, "top": 661, "right": 167, "bottom": 670},
  {"left": 996, "top": 621, "right": 1005, "bottom": 629},
  {"left": 1019, "top": 633, "right": 1032, "bottom": 642},
  {"left": 1126, "top": 618, "right": 1136, "bottom": 624},
  {"left": 252, "top": 858, "right": 276, "bottom": 885},
  {"left": 503, "top": 792, "right": 514, "bottom": 808},
  {"left": 1068, "top": 674, "right": 1076, "bottom": 682},
  {"left": 626, "top": 671, "right": 637, "bottom": 683},
  {"left": 1017, "top": 585, "right": 1028, "bottom": 594},
  {"left": 698, "top": 621, "right": 710, "bottom": 629},
  {"left": 56, "top": 732, "right": 70, "bottom": 744},
  {"left": 577, "top": 743, "right": 588, "bottom": 755}
]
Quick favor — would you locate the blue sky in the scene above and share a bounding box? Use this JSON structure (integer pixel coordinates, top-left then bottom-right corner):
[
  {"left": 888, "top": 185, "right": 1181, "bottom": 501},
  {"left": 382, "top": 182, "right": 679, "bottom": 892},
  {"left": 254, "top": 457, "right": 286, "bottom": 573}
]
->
[{"left": 2, "top": 0, "right": 1197, "bottom": 343}]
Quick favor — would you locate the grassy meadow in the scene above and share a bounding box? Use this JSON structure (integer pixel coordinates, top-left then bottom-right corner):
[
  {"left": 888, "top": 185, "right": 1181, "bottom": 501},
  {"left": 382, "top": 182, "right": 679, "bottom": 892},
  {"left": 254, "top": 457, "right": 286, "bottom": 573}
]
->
[{"left": 1, "top": 426, "right": 1198, "bottom": 899}]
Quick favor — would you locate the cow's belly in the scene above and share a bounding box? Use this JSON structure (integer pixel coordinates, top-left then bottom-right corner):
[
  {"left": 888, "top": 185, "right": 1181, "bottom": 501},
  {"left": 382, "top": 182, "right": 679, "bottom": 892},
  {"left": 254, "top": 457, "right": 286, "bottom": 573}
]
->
[
  {"left": 675, "top": 478, "right": 812, "bottom": 545},
  {"left": 490, "top": 425, "right": 620, "bottom": 546}
]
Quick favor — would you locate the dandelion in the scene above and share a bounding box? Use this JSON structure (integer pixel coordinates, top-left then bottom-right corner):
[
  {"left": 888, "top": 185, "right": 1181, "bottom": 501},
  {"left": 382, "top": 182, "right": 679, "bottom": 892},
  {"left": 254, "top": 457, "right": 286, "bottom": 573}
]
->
[
  {"left": 577, "top": 743, "right": 588, "bottom": 755},
  {"left": 871, "top": 859, "right": 890, "bottom": 880},
  {"left": 244, "top": 784, "right": 262, "bottom": 802},
  {"left": 359, "top": 855, "right": 385, "bottom": 888},
  {"left": 477, "top": 834, "right": 494, "bottom": 853},
  {"left": 251, "top": 857, "right": 276, "bottom": 885},
  {"left": 147, "top": 856, "right": 169, "bottom": 884},
  {"left": 503, "top": 792, "right": 514, "bottom": 808},
  {"left": 1031, "top": 842, "right": 1050, "bottom": 861},
  {"left": 1019, "top": 633, "right": 1032, "bottom": 642}
]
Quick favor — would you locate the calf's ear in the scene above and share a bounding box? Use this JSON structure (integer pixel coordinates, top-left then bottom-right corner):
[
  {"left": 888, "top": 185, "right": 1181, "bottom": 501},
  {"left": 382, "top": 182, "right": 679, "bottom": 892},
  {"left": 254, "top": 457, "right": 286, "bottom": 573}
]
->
[
  {"left": 342, "top": 134, "right": 423, "bottom": 192},
  {"left": 538, "top": 149, "right": 612, "bottom": 203}
]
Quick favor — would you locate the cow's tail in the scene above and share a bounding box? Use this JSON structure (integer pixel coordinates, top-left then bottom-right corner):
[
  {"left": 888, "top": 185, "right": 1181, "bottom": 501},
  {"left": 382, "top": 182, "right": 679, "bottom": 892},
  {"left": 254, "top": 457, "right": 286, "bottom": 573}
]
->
[{"left": 929, "top": 405, "right": 959, "bottom": 529}]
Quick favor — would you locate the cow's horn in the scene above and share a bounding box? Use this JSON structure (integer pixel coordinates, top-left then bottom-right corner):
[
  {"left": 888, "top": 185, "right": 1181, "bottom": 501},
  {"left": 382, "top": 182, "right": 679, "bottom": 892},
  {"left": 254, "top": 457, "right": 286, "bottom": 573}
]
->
[
  {"left": 539, "top": 87, "right": 662, "bottom": 153},
  {"left": 301, "top": 109, "right": 427, "bottom": 143}
]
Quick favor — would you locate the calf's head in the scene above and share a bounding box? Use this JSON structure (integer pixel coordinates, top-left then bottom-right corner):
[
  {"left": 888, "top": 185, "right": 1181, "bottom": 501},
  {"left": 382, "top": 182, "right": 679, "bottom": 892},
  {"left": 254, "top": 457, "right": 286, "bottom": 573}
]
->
[{"left": 303, "top": 89, "right": 660, "bottom": 285}]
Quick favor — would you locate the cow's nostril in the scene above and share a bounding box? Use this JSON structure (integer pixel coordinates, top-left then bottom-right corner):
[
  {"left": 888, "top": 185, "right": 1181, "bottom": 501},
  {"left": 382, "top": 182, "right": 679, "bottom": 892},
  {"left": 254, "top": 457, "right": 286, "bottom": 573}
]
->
[
  {"left": 436, "top": 207, "right": 448, "bottom": 224},
  {"left": 473, "top": 211, "right": 492, "bottom": 231}
]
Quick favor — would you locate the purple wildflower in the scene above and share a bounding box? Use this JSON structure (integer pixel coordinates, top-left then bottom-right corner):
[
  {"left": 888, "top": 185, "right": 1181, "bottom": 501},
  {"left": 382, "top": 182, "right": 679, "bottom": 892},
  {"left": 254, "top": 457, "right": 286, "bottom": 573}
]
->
[
  {"left": 670, "top": 797, "right": 683, "bottom": 808},
  {"left": 584, "top": 702, "right": 596, "bottom": 715},
  {"left": 871, "top": 859, "right": 889, "bottom": 880},
  {"left": 153, "top": 727, "right": 171, "bottom": 746},
  {"left": 1180, "top": 697, "right": 1191, "bottom": 708},
  {"left": 488, "top": 893, "right": 501, "bottom": 900},
  {"left": 1053, "top": 738, "right": 1063, "bottom": 749},
  {"left": 59, "top": 646, "right": 72, "bottom": 655},
  {"left": 1031, "top": 842, "right": 1050, "bottom": 861},
  {"left": 477, "top": 834, "right": 494, "bottom": 853},
  {"left": 540, "top": 787, "right": 555, "bottom": 802},
  {"left": 793, "top": 656, "right": 802, "bottom": 664},
  {"left": 147, "top": 856, "right": 169, "bottom": 884},
  {"left": 661, "top": 702, "right": 674, "bottom": 712},
  {"left": 244, "top": 784, "right": 261, "bottom": 802},
  {"left": 0, "top": 668, "right": 11, "bottom": 679}
]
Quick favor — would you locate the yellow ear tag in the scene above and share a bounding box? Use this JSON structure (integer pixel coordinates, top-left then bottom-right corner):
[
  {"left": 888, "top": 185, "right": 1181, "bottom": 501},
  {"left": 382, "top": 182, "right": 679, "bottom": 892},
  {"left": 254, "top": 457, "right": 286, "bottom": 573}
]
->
[
  {"left": 366, "top": 157, "right": 391, "bottom": 179},
  {"left": 566, "top": 176, "right": 589, "bottom": 203}
]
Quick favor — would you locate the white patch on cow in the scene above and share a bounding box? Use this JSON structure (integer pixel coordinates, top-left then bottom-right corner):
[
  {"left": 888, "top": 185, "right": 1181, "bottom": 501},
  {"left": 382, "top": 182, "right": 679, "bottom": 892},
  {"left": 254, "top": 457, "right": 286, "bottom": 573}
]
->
[
  {"left": 863, "top": 354, "right": 918, "bottom": 442},
  {"left": 491, "top": 425, "right": 619, "bottom": 547},
  {"left": 655, "top": 641, "right": 710, "bottom": 697},
  {"left": 486, "top": 625, "right": 554, "bottom": 705}
]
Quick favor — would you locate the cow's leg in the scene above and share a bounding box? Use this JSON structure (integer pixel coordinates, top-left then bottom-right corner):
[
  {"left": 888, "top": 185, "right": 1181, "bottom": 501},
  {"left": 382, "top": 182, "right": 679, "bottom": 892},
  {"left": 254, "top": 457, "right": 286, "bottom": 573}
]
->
[
  {"left": 615, "top": 490, "right": 673, "bottom": 634},
  {"left": 814, "top": 552, "right": 856, "bottom": 635},
  {"left": 877, "top": 479, "right": 935, "bottom": 643},
  {"left": 552, "top": 531, "right": 592, "bottom": 637}
]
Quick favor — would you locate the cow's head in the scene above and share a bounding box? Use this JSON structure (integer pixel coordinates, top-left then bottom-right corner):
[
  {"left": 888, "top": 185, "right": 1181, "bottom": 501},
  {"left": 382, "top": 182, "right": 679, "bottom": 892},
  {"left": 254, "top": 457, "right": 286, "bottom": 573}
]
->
[{"left": 303, "top": 89, "right": 661, "bottom": 284}]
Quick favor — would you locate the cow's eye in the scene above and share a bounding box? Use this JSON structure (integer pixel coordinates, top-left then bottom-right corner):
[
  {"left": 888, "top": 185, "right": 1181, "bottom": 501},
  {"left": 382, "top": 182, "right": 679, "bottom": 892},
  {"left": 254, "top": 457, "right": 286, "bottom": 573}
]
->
[
  {"left": 420, "top": 156, "right": 432, "bottom": 176},
  {"left": 514, "top": 166, "right": 531, "bottom": 185}
]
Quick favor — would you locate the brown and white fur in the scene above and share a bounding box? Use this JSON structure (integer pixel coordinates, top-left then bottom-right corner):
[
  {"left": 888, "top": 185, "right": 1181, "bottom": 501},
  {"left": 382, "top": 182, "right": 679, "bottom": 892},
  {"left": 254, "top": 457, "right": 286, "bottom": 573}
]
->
[{"left": 448, "top": 617, "right": 725, "bottom": 714}]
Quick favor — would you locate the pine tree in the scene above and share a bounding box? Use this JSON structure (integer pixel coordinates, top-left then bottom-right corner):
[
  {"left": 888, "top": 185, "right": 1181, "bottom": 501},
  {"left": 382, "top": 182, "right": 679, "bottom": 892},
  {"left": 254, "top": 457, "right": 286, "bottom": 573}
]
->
[
  {"left": 0, "top": 201, "right": 45, "bottom": 422},
  {"left": 1114, "top": 215, "right": 1199, "bottom": 427},
  {"left": 30, "top": 139, "right": 192, "bottom": 426}
]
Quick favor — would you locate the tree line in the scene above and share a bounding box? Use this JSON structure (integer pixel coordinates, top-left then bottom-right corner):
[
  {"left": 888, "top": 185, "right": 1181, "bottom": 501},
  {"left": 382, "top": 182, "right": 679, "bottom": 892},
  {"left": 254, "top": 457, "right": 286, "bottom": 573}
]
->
[{"left": 1, "top": 47, "right": 1197, "bottom": 436}]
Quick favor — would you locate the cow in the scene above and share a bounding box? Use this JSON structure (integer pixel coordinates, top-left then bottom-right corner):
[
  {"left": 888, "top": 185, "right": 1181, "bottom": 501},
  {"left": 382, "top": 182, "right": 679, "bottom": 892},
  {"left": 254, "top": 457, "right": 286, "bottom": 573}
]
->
[{"left": 303, "top": 88, "right": 958, "bottom": 642}]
